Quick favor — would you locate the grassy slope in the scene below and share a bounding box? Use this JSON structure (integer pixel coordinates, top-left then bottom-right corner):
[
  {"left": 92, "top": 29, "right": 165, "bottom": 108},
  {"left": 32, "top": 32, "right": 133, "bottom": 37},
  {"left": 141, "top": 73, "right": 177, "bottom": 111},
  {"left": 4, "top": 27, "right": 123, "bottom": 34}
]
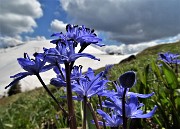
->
[
  {"left": 0, "top": 41, "right": 180, "bottom": 129},
  {"left": 1, "top": 42, "right": 179, "bottom": 105},
  {"left": 109, "top": 41, "right": 180, "bottom": 80}
]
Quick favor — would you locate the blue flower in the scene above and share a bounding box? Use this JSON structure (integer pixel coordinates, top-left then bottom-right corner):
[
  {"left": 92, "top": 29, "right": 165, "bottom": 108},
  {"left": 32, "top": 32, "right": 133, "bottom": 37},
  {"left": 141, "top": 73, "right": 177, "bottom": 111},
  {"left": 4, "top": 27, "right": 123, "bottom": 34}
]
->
[
  {"left": 100, "top": 76, "right": 154, "bottom": 99},
  {"left": 103, "top": 95, "right": 157, "bottom": 119},
  {"left": 51, "top": 24, "right": 103, "bottom": 47},
  {"left": 50, "top": 67, "right": 67, "bottom": 87},
  {"left": 102, "top": 64, "right": 113, "bottom": 79},
  {"left": 113, "top": 81, "right": 154, "bottom": 98},
  {"left": 50, "top": 32, "right": 66, "bottom": 44},
  {"left": 5, "top": 53, "right": 50, "bottom": 89},
  {"left": 94, "top": 109, "right": 123, "bottom": 127},
  {"left": 71, "top": 65, "right": 83, "bottom": 80},
  {"left": 50, "top": 65, "right": 84, "bottom": 87},
  {"left": 47, "top": 40, "right": 100, "bottom": 63},
  {"left": 34, "top": 48, "right": 57, "bottom": 70},
  {"left": 125, "top": 95, "right": 157, "bottom": 118},
  {"left": 103, "top": 96, "right": 122, "bottom": 112},
  {"left": 158, "top": 52, "right": 180, "bottom": 64},
  {"left": 72, "top": 68, "right": 108, "bottom": 100},
  {"left": 66, "top": 24, "right": 103, "bottom": 47}
]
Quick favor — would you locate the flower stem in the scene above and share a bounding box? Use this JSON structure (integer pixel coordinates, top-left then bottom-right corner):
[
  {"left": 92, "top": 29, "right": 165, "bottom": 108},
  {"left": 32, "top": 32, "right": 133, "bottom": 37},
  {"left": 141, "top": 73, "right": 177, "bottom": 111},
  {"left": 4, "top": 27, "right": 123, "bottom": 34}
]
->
[
  {"left": 87, "top": 102, "right": 100, "bottom": 129},
  {"left": 83, "top": 96, "right": 87, "bottom": 129},
  {"left": 56, "top": 62, "right": 65, "bottom": 80},
  {"left": 122, "top": 88, "right": 127, "bottom": 129},
  {"left": 70, "top": 44, "right": 89, "bottom": 70},
  {"left": 65, "top": 63, "right": 77, "bottom": 129},
  {"left": 111, "top": 127, "right": 119, "bottom": 129},
  {"left": 175, "top": 62, "right": 178, "bottom": 76},
  {"left": 36, "top": 74, "right": 68, "bottom": 116},
  {"left": 78, "top": 44, "right": 89, "bottom": 53}
]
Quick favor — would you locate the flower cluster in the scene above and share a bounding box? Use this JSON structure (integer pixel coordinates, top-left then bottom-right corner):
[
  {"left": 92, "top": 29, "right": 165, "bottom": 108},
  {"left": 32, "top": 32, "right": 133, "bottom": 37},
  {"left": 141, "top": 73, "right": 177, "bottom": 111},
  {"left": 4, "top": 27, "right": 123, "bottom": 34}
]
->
[
  {"left": 6, "top": 24, "right": 157, "bottom": 129},
  {"left": 6, "top": 24, "right": 102, "bottom": 89},
  {"left": 5, "top": 53, "right": 50, "bottom": 89},
  {"left": 95, "top": 71, "right": 157, "bottom": 128},
  {"left": 158, "top": 51, "right": 180, "bottom": 65}
]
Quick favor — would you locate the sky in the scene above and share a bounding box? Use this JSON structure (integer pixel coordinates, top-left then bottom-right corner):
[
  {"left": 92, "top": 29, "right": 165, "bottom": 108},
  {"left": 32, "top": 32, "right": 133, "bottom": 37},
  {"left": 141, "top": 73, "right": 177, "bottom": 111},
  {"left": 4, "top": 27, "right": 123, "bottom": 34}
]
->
[{"left": 0, "top": 0, "right": 180, "bottom": 48}]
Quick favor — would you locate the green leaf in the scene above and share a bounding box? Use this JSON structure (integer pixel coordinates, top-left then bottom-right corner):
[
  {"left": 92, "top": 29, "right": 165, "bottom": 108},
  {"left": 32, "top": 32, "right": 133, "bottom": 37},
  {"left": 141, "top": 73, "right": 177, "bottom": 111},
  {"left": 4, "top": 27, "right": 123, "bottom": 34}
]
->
[
  {"left": 139, "top": 64, "right": 149, "bottom": 86},
  {"left": 0, "top": 119, "right": 4, "bottom": 129},
  {"left": 175, "top": 97, "right": 180, "bottom": 123},
  {"left": 151, "top": 60, "right": 164, "bottom": 82},
  {"left": 81, "top": 101, "right": 96, "bottom": 129},
  {"left": 86, "top": 104, "right": 96, "bottom": 129},
  {"left": 161, "top": 61, "right": 178, "bottom": 89}
]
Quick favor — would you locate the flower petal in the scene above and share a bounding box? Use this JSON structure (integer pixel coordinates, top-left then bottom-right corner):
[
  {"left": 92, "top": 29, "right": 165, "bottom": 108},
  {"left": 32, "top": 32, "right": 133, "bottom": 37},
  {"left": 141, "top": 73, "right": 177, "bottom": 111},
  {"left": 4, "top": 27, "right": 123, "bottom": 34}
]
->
[
  {"left": 5, "top": 72, "right": 31, "bottom": 89},
  {"left": 131, "top": 105, "right": 157, "bottom": 118},
  {"left": 40, "top": 64, "right": 54, "bottom": 72},
  {"left": 10, "top": 72, "right": 31, "bottom": 78},
  {"left": 126, "top": 95, "right": 139, "bottom": 116},
  {"left": 127, "top": 92, "right": 154, "bottom": 98},
  {"left": 97, "top": 109, "right": 114, "bottom": 125},
  {"left": 69, "top": 53, "right": 100, "bottom": 62},
  {"left": 50, "top": 78, "right": 66, "bottom": 87}
]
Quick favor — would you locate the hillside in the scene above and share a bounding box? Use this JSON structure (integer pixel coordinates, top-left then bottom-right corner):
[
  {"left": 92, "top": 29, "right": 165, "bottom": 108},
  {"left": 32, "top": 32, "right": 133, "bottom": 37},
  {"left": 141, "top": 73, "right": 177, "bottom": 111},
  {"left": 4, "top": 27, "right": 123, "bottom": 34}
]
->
[
  {"left": 0, "top": 40, "right": 131, "bottom": 96},
  {"left": 0, "top": 41, "right": 180, "bottom": 129}
]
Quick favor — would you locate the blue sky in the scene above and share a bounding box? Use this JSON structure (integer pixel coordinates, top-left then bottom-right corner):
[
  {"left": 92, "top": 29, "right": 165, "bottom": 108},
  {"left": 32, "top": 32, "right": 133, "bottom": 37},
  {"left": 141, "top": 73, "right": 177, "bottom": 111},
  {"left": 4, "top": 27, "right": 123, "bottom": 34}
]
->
[
  {"left": 27, "top": 0, "right": 67, "bottom": 38},
  {"left": 0, "top": 0, "right": 180, "bottom": 48}
]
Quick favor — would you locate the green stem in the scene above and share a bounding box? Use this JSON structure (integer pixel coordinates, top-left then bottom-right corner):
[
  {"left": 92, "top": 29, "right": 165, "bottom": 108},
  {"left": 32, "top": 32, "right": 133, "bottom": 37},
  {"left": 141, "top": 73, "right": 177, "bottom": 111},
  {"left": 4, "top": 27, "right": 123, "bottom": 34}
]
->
[
  {"left": 65, "top": 63, "right": 77, "bottom": 129},
  {"left": 36, "top": 74, "right": 68, "bottom": 116}
]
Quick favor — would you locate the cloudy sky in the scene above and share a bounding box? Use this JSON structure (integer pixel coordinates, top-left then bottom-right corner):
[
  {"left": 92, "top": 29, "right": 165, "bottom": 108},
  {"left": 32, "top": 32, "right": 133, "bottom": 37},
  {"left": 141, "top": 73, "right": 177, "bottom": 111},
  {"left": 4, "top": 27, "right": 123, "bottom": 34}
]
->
[{"left": 0, "top": 0, "right": 180, "bottom": 48}]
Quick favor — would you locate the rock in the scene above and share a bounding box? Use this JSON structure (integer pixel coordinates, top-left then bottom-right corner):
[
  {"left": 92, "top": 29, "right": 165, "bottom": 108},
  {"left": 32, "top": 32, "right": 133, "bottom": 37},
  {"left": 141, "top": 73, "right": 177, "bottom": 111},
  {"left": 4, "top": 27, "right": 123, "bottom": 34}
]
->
[{"left": 119, "top": 55, "right": 136, "bottom": 64}]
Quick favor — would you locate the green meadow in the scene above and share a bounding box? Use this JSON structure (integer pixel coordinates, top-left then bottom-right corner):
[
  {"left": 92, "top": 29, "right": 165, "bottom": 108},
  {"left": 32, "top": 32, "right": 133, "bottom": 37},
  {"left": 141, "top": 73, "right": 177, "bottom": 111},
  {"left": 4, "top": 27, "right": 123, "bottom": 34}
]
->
[{"left": 0, "top": 42, "right": 180, "bottom": 129}]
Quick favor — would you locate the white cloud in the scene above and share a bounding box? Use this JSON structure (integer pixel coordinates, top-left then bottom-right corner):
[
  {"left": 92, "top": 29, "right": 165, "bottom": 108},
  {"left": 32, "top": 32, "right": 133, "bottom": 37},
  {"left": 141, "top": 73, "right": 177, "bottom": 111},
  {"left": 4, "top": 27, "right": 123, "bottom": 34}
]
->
[
  {"left": 50, "top": 19, "right": 67, "bottom": 33},
  {"left": 0, "top": 35, "right": 47, "bottom": 49},
  {"left": 0, "top": 0, "right": 42, "bottom": 37},
  {"left": 0, "top": 0, "right": 43, "bottom": 48},
  {"left": 99, "top": 34, "right": 180, "bottom": 55},
  {"left": 0, "top": 36, "right": 23, "bottom": 48},
  {"left": 60, "top": 0, "right": 180, "bottom": 44},
  {"left": 99, "top": 42, "right": 159, "bottom": 55},
  {"left": 24, "top": 36, "right": 46, "bottom": 42}
]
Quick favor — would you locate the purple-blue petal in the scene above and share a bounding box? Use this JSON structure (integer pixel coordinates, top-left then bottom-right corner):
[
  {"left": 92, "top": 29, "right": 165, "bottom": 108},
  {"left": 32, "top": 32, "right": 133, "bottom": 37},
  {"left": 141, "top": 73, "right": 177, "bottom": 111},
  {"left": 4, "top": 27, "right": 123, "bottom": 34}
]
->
[
  {"left": 97, "top": 109, "right": 114, "bottom": 124},
  {"left": 5, "top": 72, "right": 31, "bottom": 89},
  {"left": 127, "top": 92, "right": 155, "bottom": 98},
  {"left": 98, "top": 90, "right": 116, "bottom": 97},
  {"left": 10, "top": 72, "right": 32, "bottom": 78},
  {"left": 131, "top": 105, "right": 157, "bottom": 118},
  {"left": 72, "top": 96, "right": 83, "bottom": 101},
  {"left": 69, "top": 53, "right": 100, "bottom": 62},
  {"left": 50, "top": 78, "right": 66, "bottom": 87},
  {"left": 40, "top": 64, "right": 54, "bottom": 72},
  {"left": 51, "top": 32, "right": 63, "bottom": 37},
  {"left": 103, "top": 100, "right": 120, "bottom": 110}
]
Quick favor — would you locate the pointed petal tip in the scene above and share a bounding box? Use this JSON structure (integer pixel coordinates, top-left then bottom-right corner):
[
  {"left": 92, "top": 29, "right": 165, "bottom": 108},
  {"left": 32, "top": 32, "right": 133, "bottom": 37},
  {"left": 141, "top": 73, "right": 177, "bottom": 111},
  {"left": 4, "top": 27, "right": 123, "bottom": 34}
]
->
[{"left": 5, "top": 85, "right": 10, "bottom": 89}]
